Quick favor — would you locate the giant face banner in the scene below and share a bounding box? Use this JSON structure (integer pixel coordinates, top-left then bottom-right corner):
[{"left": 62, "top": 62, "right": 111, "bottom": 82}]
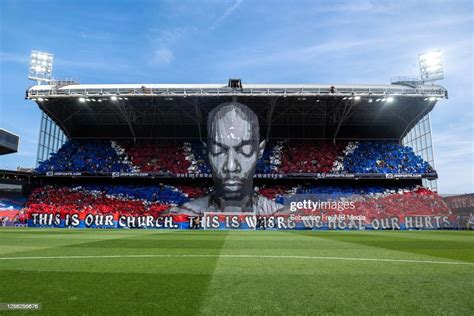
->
[{"left": 166, "top": 102, "right": 287, "bottom": 216}]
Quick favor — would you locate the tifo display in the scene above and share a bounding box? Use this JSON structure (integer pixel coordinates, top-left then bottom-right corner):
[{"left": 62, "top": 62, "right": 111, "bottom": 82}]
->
[
  {"left": 18, "top": 184, "right": 454, "bottom": 230},
  {"left": 36, "top": 140, "right": 435, "bottom": 175}
]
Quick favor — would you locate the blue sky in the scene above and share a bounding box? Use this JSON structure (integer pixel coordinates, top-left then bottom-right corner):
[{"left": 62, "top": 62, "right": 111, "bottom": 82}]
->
[{"left": 0, "top": 0, "right": 472, "bottom": 193}]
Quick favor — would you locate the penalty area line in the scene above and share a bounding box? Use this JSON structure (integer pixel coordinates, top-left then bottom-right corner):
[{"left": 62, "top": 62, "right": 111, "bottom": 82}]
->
[{"left": 0, "top": 254, "right": 472, "bottom": 266}]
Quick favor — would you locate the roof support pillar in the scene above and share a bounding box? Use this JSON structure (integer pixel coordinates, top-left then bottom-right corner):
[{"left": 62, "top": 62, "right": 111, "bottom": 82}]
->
[
  {"left": 266, "top": 98, "right": 276, "bottom": 140},
  {"left": 193, "top": 99, "right": 203, "bottom": 141}
]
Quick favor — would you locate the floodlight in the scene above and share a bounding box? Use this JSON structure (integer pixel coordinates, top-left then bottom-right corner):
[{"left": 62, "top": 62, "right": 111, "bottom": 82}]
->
[
  {"left": 386, "top": 97, "right": 394, "bottom": 103},
  {"left": 354, "top": 96, "right": 361, "bottom": 101},
  {"left": 79, "top": 97, "right": 86, "bottom": 103},
  {"left": 110, "top": 96, "right": 118, "bottom": 101},
  {"left": 418, "top": 50, "right": 443, "bottom": 82},
  {"left": 28, "top": 50, "right": 54, "bottom": 83},
  {"left": 37, "top": 97, "right": 44, "bottom": 102},
  {"left": 429, "top": 97, "right": 436, "bottom": 101},
  {"left": 368, "top": 98, "right": 373, "bottom": 103}
]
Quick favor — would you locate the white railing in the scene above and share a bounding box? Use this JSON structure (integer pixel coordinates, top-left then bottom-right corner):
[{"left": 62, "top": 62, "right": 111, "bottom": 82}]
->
[{"left": 27, "top": 85, "right": 447, "bottom": 99}]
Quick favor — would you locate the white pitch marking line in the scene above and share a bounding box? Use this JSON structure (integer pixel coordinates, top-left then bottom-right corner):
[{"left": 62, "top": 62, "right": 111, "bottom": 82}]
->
[{"left": 0, "top": 254, "right": 472, "bottom": 266}]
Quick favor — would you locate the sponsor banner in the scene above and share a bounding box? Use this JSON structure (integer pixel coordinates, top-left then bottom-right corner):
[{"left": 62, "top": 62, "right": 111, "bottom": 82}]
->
[
  {"left": 26, "top": 212, "right": 457, "bottom": 230},
  {"left": 46, "top": 171, "right": 82, "bottom": 176},
  {"left": 38, "top": 172, "right": 434, "bottom": 179},
  {"left": 112, "top": 172, "right": 150, "bottom": 178},
  {"left": 443, "top": 194, "right": 474, "bottom": 230},
  {"left": 385, "top": 173, "right": 422, "bottom": 179},
  {"left": 443, "top": 194, "right": 474, "bottom": 214}
]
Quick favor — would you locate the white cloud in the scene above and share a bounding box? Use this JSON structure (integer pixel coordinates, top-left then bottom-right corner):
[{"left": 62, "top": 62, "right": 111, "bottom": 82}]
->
[
  {"left": 148, "top": 27, "right": 188, "bottom": 46},
  {"left": 151, "top": 48, "right": 174, "bottom": 65},
  {"left": 310, "top": 0, "right": 401, "bottom": 14},
  {"left": 0, "top": 51, "right": 29, "bottom": 64},
  {"left": 230, "top": 37, "right": 383, "bottom": 67},
  {"left": 209, "top": 0, "right": 242, "bottom": 30}
]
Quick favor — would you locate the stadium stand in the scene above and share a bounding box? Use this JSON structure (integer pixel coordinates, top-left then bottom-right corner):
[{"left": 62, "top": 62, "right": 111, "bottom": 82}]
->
[
  {"left": 24, "top": 184, "right": 208, "bottom": 220},
  {"left": 23, "top": 184, "right": 449, "bottom": 226},
  {"left": 342, "top": 141, "right": 434, "bottom": 174},
  {"left": 35, "top": 140, "right": 435, "bottom": 175},
  {"left": 277, "top": 141, "right": 347, "bottom": 173},
  {"left": 258, "top": 183, "right": 451, "bottom": 224},
  {"left": 36, "top": 140, "right": 132, "bottom": 173}
]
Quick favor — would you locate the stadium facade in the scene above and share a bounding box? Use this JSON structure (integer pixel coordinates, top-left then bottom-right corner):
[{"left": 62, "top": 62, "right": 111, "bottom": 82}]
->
[
  {"left": 0, "top": 128, "right": 20, "bottom": 155},
  {"left": 36, "top": 112, "right": 67, "bottom": 164},
  {"left": 402, "top": 114, "right": 437, "bottom": 190},
  {"left": 0, "top": 80, "right": 460, "bottom": 230}
]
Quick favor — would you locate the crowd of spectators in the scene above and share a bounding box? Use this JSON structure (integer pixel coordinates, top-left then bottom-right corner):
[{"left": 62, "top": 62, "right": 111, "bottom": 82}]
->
[
  {"left": 24, "top": 183, "right": 449, "bottom": 226},
  {"left": 36, "top": 139, "right": 435, "bottom": 175},
  {"left": 257, "top": 184, "right": 450, "bottom": 222},
  {"left": 278, "top": 141, "right": 346, "bottom": 173},
  {"left": 24, "top": 184, "right": 207, "bottom": 220},
  {"left": 36, "top": 140, "right": 131, "bottom": 173},
  {"left": 121, "top": 141, "right": 191, "bottom": 174},
  {"left": 342, "top": 141, "right": 434, "bottom": 174}
]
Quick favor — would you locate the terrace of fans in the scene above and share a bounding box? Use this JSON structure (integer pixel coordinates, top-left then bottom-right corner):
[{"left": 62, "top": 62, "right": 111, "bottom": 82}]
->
[{"left": 35, "top": 139, "right": 435, "bottom": 177}]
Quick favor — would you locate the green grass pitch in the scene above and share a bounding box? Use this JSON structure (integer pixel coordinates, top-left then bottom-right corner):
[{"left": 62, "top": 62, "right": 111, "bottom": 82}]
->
[{"left": 0, "top": 229, "right": 473, "bottom": 315}]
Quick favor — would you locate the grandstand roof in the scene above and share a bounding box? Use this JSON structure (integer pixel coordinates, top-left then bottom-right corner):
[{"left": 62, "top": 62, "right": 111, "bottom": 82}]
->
[
  {"left": 26, "top": 82, "right": 447, "bottom": 141},
  {"left": 0, "top": 128, "right": 19, "bottom": 155}
]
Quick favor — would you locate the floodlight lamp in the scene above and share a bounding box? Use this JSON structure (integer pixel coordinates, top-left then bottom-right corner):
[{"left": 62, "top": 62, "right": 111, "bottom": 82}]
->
[
  {"left": 418, "top": 50, "right": 443, "bottom": 82},
  {"left": 354, "top": 96, "right": 361, "bottom": 101},
  {"left": 28, "top": 50, "right": 54, "bottom": 83},
  {"left": 386, "top": 97, "right": 394, "bottom": 103},
  {"left": 79, "top": 97, "right": 86, "bottom": 103},
  {"left": 429, "top": 97, "right": 436, "bottom": 101},
  {"left": 110, "top": 96, "right": 118, "bottom": 101}
]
